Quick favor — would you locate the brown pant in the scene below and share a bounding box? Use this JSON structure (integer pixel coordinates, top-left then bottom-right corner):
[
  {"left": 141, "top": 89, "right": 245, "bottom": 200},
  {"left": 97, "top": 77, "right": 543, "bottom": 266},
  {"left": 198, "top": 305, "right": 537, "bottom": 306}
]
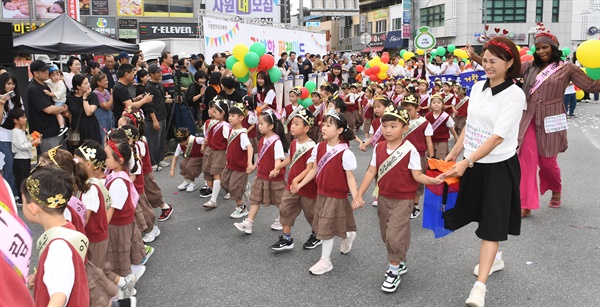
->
[
  {"left": 138, "top": 192, "right": 155, "bottom": 234},
  {"left": 345, "top": 110, "right": 358, "bottom": 132},
  {"left": 314, "top": 195, "right": 357, "bottom": 241},
  {"left": 180, "top": 156, "right": 203, "bottom": 181},
  {"left": 433, "top": 141, "right": 449, "bottom": 160},
  {"left": 454, "top": 116, "right": 466, "bottom": 137},
  {"left": 377, "top": 196, "right": 413, "bottom": 263},
  {"left": 221, "top": 168, "right": 249, "bottom": 201},
  {"left": 144, "top": 172, "right": 165, "bottom": 208},
  {"left": 363, "top": 118, "right": 372, "bottom": 135},
  {"left": 88, "top": 239, "right": 116, "bottom": 282},
  {"left": 279, "top": 190, "right": 317, "bottom": 231}
]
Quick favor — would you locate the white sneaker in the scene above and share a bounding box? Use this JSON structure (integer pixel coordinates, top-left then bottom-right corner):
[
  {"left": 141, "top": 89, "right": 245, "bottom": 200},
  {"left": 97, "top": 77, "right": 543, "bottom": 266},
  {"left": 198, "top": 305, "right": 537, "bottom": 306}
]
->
[
  {"left": 159, "top": 161, "right": 170, "bottom": 167},
  {"left": 177, "top": 180, "right": 191, "bottom": 190},
  {"left": 270, "top": 218, "right": 283, "bottom": 231},
  {"left": 151, "top": 225, "right": 161, "bottom": 239},
  {"left": 465, "top": 283, "right": 487, "bottom": 307},
  {"left": 152, "top": 165, "right": 159, "bottom": 172},
  {"left": 142, "top": 231, "right": 155, "bottom": 243},
  {"left": 223, "top": 193, "right": 231, "bottom": 200},
  {"left": 372, "top": 200, "right": 378, "bottom": 207},
  {"left": 186, "top": 183, "right": 198, "bottom": 192},
  {"left": 234, "top": 219, "right": 253, "bottom": 234},
  {"left": 473, "top": 252, "right": 505, "bottom": 276},
  {"left": 130, "top": 266, "right": 146, "bottom": 283},
  {"left": 309, "top": 258, "right": 333, "bottom": 275},
  {"left": 202, "top": 200, "right": 217, "bottom": 208},
  {"left": 244, "top": 183, "right": 251, "bottom": 199},
  {"left": 340, "top": 231, "right": 356, "bottom": 254},
  {"left": 230, "top": 207, "right": 248, "bottom": 219}
]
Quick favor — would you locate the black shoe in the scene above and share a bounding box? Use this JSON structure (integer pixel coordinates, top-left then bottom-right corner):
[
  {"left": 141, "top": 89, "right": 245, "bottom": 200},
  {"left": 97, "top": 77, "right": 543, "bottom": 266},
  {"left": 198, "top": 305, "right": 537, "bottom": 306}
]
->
[
  {"left": 270, "top": 235, "right": 294, "bottom": 251},
  {"left": 302, "top": 233, "right": 322, "bottom": 249},
  {"left": 199, "top": 184, "right": 209, "bottom": 193},
  {"left": 199, "top": 187, "right": 212, "bottom": 198},
  {"left": 57, "top": 126, "right": 69, "bottom": 137},
  {"left": 410, "top": 207, "right": 421, "bottom": 219},
  {"left": 111, "top": 297, "right": 137, "bottom": 307}
]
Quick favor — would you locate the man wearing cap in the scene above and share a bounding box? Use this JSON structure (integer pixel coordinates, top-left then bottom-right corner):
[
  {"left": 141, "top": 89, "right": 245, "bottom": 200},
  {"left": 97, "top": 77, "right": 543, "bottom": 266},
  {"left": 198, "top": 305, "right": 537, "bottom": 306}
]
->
[
  {"left": 26, "top": 60, "right": 67, "bottom": 154},
  {"left": 118, "top": 51, "right": 131, "bottom": 66},
  {"left": 188, "top": 54, "right": 198, "bottom": 75}
]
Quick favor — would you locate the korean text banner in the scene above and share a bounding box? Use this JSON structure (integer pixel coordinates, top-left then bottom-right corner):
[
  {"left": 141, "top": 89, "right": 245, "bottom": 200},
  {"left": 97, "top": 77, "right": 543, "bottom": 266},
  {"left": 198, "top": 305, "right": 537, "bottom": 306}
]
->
[
  {"left": 202, "top": 17, "right": 327, "bottom": 59},
  {"left": 428, "top": 70, "right": 487, "bottom": 95},
  {"left": 206, "top": 0, "right": 281, "bottom": 21}
]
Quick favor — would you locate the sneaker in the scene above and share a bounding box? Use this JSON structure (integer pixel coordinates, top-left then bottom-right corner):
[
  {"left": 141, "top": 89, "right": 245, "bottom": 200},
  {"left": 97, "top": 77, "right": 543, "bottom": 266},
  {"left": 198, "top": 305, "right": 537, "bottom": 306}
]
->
[
  {"left": 57, "top": 126, "right": 69, "bottom": 137},
  {"left": 159, "top": 161, "right": 170, "bottom": 167},
  {"left": 199, "top": 187, "right": 212, "bottom": 198},
  {"left": 142, "top": 245, "right": 154, "bottom": 265},
  {"left": 177, "top": 180, "right": 191, "bottom": 191},
  {"left": 340, "top": 231, "right": 356, "bottom": 255},
  {"left": 199, "top": 184, "right": 209, "bottom": 193},
  {"left": 372, "top": 200, "right": 378, "bottom": 207},
  {"left": 151, "top": 225, "right": 161, "bottom": 239},
  {"left": 381, "top": 270, "right": 401, "bottom": 293},
  {"left": 465, "top": 283, "right": 487, "bottom": 307},
  {"left": 303, "top": 233, "right": 322, "bottom": 249},
  {"left": 270, "top": 218, "right": 283, "bottom": 231},
  {"left": 309, "top": 258, "right": 333, "bottom": 275},
  {"left": 234, "top": 219, "right": 253, "bottom": 234},
  {"left": 120, "top": 275, "right": 136, "bottom": 298},
  {"left": 473, "top": 253, "right": 505, "bottom": 276},
  {"left": 223, "top": 193, "right": 231, "bottom": 200},
  {"left": 243, "top": 183, "right": 251, "bottom": 200},
  {"left": 186, "top": 183, "right": 198, "bottom": 192},
  {"left": 230, "top": 206, "right": 248, "bottom": 219},
  {"left": 158, "top": 204, "right": 173, "bottom": 221},
  {"left": 398, "top": 262, "right": 408, "bottom": 275},
  {"left": 270, "top": 235, "right": 294, "bottom": 251},
  {"left": 111, "top": 297, "right": 137, "bottom": 307},
  {"left": 131, "top": 265, "right": 146, "bottom": 281},
  {"left": 410, "top": 207, "right": 421, "bottom": 219},
  {"left": 202, "top": 200, "right": 218, "bottom": 208},
  {"left": 142, "top": 231, "right": 155, "bottom": 243},
  {"left": 152, "top": 165, "right": 159, "bottom": 172}
]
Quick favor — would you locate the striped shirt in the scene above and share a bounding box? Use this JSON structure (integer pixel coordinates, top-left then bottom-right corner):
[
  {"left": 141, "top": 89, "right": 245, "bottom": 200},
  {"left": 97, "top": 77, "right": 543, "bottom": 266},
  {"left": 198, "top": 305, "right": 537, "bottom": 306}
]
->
[{"left": 161, "top": 64, "right": 174, "bottom": 92}]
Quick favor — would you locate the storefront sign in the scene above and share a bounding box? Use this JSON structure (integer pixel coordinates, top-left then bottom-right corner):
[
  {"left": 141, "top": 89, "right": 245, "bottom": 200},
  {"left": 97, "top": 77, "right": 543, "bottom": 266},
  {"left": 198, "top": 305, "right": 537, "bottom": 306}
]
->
[
  {"left": 12, "top": 22, "right": 45, "bottom": 35},
  {"left": 119, "top": 19, "right": 138, "bottom": 39},
  {"left": 92, "top": 0, "right": 109, "bottom": 15},
  {"left": 67, "top": 0, "right": 80, "bottom": 21},
  {"left": 371, "top": 9, "right": 388, "bottom": 19},
  {"left": 403, "top": 11, "right": 411, "bottom": 24},
  {"left": 370, "top": 32, "right": 386, "bottom": 47},
  {"left": 86, "top": 17, "right": 116, "bottom": 38},
  {"left": 384, "top": 30, "right": 407, "bottom": 49},
  {"left": 206, "top": 0, "right": 280, "bottom": 22},
  {"left": 402, "top": 24, "right": 411, "bottom": 39},
  {"left": 403, "top": 0, "right": 412, "bottom": 10},
  {"left": 139, "top": 23, "right": 200, "bottom": 38}
]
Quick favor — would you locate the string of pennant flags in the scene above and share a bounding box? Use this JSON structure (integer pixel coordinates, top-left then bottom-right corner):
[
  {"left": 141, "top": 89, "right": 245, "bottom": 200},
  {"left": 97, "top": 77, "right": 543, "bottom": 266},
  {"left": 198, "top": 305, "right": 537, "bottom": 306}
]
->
[
  {"left": 205, "top": 23, "right": 241, "bottom": 47},
  {"left": 310, "top": 34, "right": 325, "bottom": 50}
]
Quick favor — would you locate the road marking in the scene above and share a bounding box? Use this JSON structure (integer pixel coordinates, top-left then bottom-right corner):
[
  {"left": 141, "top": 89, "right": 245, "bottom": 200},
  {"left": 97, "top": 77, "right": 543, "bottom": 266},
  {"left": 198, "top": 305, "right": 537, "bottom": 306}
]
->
[{"left": 581, "top": 126, "right": 600, "bottom": 150}]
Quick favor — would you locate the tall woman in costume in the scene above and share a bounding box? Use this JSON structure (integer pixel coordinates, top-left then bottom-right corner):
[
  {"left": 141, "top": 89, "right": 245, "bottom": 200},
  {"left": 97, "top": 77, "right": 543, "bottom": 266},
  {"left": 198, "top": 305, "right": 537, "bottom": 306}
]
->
[
  {"left": 468, "top": 31, "right": 600, "bottom": 217},
  {"left": 445, "top": 37, "right": 525, "bottom": 307}
]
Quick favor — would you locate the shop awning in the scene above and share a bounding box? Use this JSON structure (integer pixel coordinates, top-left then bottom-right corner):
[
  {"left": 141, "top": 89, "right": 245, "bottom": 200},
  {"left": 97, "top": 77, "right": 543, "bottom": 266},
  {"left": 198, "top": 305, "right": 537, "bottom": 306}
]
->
[
  {"left": 383, "top": 30, "right": 408, "bottom": 49},
  {"left": 362, "top": 46, "right": 384, "bottom": 52}
]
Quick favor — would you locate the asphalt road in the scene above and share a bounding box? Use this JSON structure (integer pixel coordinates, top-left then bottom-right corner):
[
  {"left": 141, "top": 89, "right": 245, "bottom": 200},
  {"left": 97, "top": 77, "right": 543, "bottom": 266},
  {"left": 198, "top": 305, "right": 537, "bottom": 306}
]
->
[{"left": 22, "top": 102, "right": 600, "bottom": 307}]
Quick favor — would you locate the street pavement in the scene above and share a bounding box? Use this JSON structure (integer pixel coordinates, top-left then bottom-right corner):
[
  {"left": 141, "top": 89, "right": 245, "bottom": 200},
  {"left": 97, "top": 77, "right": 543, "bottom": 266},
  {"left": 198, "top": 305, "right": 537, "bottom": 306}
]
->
[{"left": 22, "top": 102, "right": 599, "bottom": 306}]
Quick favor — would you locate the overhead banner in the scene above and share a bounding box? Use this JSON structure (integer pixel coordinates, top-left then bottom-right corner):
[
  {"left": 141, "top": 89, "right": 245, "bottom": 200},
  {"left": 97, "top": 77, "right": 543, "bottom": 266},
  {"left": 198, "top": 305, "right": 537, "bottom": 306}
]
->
[
  {"left": 202, "top": 17, "right": 326, "bottom": 58},
  {"left": 428, "top": 70, "right": 487, "bottom": 95},
  {"left": 206, "top": 0, "right": 280, "bottom": 22}
]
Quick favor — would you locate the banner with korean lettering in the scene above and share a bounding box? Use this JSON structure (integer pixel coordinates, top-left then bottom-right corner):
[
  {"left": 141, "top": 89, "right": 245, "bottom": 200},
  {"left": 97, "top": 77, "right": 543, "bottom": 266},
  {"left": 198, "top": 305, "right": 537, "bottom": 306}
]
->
[
  {"left": 428, "top": 70, "right": 487, "bottom": 96},
  {"left": 202, "top": 17, "right": 326, "bottom": 59},
  {"left": 206, "top": 0, "right": 281, "bottom": 22}
]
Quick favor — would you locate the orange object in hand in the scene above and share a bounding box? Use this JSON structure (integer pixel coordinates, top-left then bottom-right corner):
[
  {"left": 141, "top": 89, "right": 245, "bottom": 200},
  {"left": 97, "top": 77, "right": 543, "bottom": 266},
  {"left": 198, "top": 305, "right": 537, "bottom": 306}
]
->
[{"left": 31, "top": 131, "right": 42, "bottom": 146}]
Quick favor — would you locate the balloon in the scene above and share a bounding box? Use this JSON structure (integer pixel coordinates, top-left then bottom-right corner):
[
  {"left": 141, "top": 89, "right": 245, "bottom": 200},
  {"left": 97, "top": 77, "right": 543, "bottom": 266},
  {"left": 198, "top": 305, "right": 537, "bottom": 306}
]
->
[
  {"left": 521, "top": 46, "right": 529, "bottom": 51},
  {"left": 258, "top": 54, "right": 276, "bottom": 71},
  {"left": 370, "top": 74, "right": 378, "bottom": 82},
  {"left": 576, "top": 40, "right": 600, "bottom": 68},
  {"left": 400, "top": 50, "right": 406, "bottom": 57},
  {"left": 377, "top": 71, "right": 387, "bottom": 80},
  {"left": 225, "top": 56, "right": 238, "bottom": 70},
  {"left": 382, "top": 52, "right": 390, "bottom": 57},
  {"left": 402, "top": 52, "right": 412, "bottom": 60},
  {"left": 430, "top": 49, "right": 437, "bottom": 57},
  {"left": 372, "top": 56, "right": 381, "bottom": 63},
  {"left": 460, "top": 50, "right": 469, "bottom": 59},
  {"left": 365, "top": 62, "right": 371, "bottom": 68},
  {"left": 575, "top": 89, "right": 585, "bottom": 100},
  {"left": 381, "top": 54, "right": 390, "bottom": 64},
  {"left": 562, "top": 47, "right": 570, "bottom": 56},
  {"left": 232, "top": 62, "right": 249, "bottom": 78},
  {"left": 520, "top": 54, "right": 534, "bottom": 62},
  {"left": 530, "top": 45, "right": 536, "bottom": 53},
  {"left": 299, "top": 87, "right": 310, "bottom": 99},
  {"left": 399, "top": 59, "right": 405, "bottom": 66},
  {"left": 447, "top": 44, "right": 456, "bottom": 53},
  {"left": 249, "top": 42, "right": 267, "bottom": 57},
  {"left": 519, "top": 49, "right": 527, "bottom": 56},
  {"left": 371, "top": 65, "right": 380, "bottom": 74},
  {"left": 237, "top": 73, "right": 250, "bottom": 83},
  {"left": 365, "top": 68, "right": 372, "bottom": 75},
  {"left": 586, "top": 67, "right": 600, "bottom": 80},
  {"left": 305, "top": 81, "right": 317, "bottom": 93},
  {"left": 233, "top": 44, "right": 249, "bottom": 61},
  {"left": 243, "top": 51, "right": 260, "bottom": 68},
  {"left": 381, "top": 64, "right": 389, "bottom": 73},
  {"left": 516, "top": 46, "right": 522, "bottom": 51},
  {"left": 436, "top": 46, "right": 446, "bottom": 56},
  {"left": 356, "top": 65, "right": 364, "bottom": 73},
  {"left": 453, "top": 49, "right": 461, "bottom": 57},
  {"left": 526, "top": 50, "right": 533, "bottom": 55},
  {"left": 299, "top": 98, "right": 313, "bottom": 108},
  {"left": 267, "top": 66, "right": 281, "bottom": 82},
  {"left": 416, "top": 49, "right": 425, "bottom": 55}
]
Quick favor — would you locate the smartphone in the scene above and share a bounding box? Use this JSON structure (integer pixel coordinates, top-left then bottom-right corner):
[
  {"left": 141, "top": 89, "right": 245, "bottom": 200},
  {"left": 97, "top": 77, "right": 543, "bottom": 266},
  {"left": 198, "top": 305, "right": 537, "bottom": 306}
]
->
[{"left": 1, "top": 91, "right": 15, "bottom": 99}]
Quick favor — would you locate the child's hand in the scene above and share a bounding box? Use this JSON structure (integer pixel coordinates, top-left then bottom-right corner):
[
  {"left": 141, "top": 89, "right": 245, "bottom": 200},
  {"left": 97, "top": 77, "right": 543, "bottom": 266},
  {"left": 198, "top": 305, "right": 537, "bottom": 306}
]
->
[
  {"left": 246, "top": 164, "right": 254, "bottom": 174},
  {"left": 27, "top": 272, "right": 36, "bottom": 290},
  {"left": 290, "top": 180, "right": 300, "bottom": 194},
  {"left": 269, "top": 169, "right": 278, "bottom": 178},
  {"left": 43, "top": 89, "right": 54, "bottom": 97},
  {"left": 359, "top": 144, "right": 367, "bottom": 152},
  {"left": 31, "top": 138, "right": 41, "bottom": 146},
  {"left": 169, "top": 169, "right": 174, "bottom": 177},
  {"left": 352, "top": 196, "right": 364, "bottom": 210},
  {"left": 430, "top": 174, "right": 446, "bottom": 185}
]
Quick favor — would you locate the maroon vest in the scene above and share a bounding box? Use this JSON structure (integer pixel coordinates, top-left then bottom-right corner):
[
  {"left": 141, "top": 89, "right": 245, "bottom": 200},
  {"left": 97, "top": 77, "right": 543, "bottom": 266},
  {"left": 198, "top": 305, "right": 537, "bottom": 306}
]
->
[
  {"left": 226, "top": 132, "right": 248, "bottom": 173},
  {"left": 284, "top": 104, "right": 295, "bottom": 131},
  {"left": 286, "top": 140, "right": 317, "bottom": 199},
  {"left": 375, "top": 141, "right": 419, "bottom": 199},
  {"left": 442, "top": 92, "right": 457, "bottom": 115},
  {"left": 242, "top": 116, "right": 256, "bottom": 138},
  {"left": 140, "top": 140, "right": 153, "bottom": 175},
  {"left": 456, "top": 97, "right": 469, "bottom": 117},
  {"left": 106, "top": 178, "right": 135, "bottom": 226},
  {"left": 256, "top": 136, "right": 286, "bottom": 181},
  {"left": 403, "top": 118, "right": 429, "bottom": 156},
  {"left": 418, "top": 94, "right": 429, "bottom": 117},
  {"left": 210, "top": 123, "right": 229, "bottom": 151},
  {"left": 82, "top": 183, "right": 108, "bottom": 243},
  {"left": 316, "top": 142, "right": 349, "bottom": 199},
  {"left": 345, "top": 94, "right": 358, "bottom": 112},
  {"left": 181, "top": 137, "right": 203, "bottom": 158},
  {"left": 426, "top": 112, "right": 450, "bottom": 143}
]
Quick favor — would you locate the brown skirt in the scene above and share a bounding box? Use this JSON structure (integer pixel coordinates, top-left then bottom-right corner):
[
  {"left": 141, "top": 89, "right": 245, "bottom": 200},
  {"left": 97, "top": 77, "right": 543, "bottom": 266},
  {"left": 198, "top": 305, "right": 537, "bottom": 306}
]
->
[
  {"left": 249, "top": 177, "right": 286, "bottom": 207},
  {"left": 209, "top": 149, "right": 227, "bottom": 176},
  {"left": 181, "top": 156, "right": 203, "bottom": 180},
  {"left": 134, "top": 200, "right": 148, "bottom": 234},
  {"left": 107, "top": 223, "right": 135, "bottom": 276},
  {"left": 138, "top": 192, "right": 155, "bottom": 234},
  {"left": 88, "top": 239, "right": 115, "bottom": 281},
  {"left": 455, "top": 116, "right": 467, "bottom": 137},
  {"left": 221, "top": 168, "right": 249, "bottom": 201},
  {"left": 433, "top": 141, "right": 449, "bottom": 160},
  {"left": 313, "top": 194, "right": 357, "bottom": 240},
  {"left": 279, "top": 190, "right": 316, "bottom": 230},
  {"left": 202, "top": 147, "right": 213, "bottom": 177},
  {"left": 144, "top": 172, "right": 165, "bottom": 208},
  {"left": 86, "top": 260, "right": 118, "bottom": 307}
]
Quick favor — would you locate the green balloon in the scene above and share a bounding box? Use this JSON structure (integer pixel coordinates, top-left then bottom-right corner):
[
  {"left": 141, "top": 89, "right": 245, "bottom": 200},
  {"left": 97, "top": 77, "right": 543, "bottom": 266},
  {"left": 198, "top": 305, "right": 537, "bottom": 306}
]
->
[
  {"left": 530, "top": 45, "right": 536, "bottom": 53},
  {"left": 586, "top": 67, "right": 600, "bottom": 80},
  {"left": 430, "top": 49, "right": 437, "bottom": 57},
  {"left": 238, "top": 73, "right": 250, "bottom": 83},
  {"left": 305, "top": 81, "right": 317, "bottom": 93},
  {"left": 442, "top": 56, "right": 446, "bottom": 61},
  {"left": 267, "top": 66, "right": 281, "bottom": 82},
  {"left": 365, "top": 62, "right": 371, "bottom": 68},
  {"left": 563, "top": 47, "right": 570, "bottom": 55},
  {"left": 226, "top": 56, "right": 238, "bottom": 70},
  {"left": 249, "top": 42, "right": 267, "bottom": 57},
  {"left": 526, "top": 50, "right": 533, "bottom": 55},
  {"left": 299, "top": 98, "right": 313, "bottom": 108},
  {"left": 436, "top": 46, "right": 446, "bottom": 56},
  {"left": 400, "top": 50, "right": 406, "bottom": 57},
  {"left": 447, "top": 44, "right": 456, "bottom": 53},
  {"left": 244, "top": 51, "right": 260, "bottom": 68}
]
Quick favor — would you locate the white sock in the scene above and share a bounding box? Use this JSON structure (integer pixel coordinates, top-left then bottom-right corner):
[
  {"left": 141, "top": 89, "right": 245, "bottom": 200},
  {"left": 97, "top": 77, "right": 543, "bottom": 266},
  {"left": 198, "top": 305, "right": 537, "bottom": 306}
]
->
[
  {"left": 474, "top": 281, "right": 486, "bottom": 289},
  {"left": 210, "top": 180, "right": 221, "bottom": 202},
  {"left": 161, "top": 203, "right": 169, "bottom": 209},
  {"left": 495, "top": 251, "right": 502, "bottom": 260},
  {"left": 321, "top": 238, "right": 334, "bottom": 262},
  {"left": 117, "top": 277, "right": 126, "bottom": 287}
]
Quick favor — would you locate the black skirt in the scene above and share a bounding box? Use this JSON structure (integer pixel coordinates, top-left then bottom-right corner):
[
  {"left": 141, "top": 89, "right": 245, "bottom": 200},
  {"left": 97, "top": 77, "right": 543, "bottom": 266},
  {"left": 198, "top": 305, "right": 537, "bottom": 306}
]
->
[{"left": 444, "top": 154, "right": 521, "bottom": 241}]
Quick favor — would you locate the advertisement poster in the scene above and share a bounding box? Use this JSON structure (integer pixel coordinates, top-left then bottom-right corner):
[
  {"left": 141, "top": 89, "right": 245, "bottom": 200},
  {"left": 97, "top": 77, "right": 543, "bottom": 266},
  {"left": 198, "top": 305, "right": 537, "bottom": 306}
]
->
[
  {"left": 118, "top": 0, "right": 143, "bottom": 16},
  {"left": 92, "top": 0, "right": 109, "bottom": 15},
  {"left": 205, "top": 0, "right": 280, "bottom": 22},
  {"left": 86, "top": 17, "right": 116, "bottom": 38},
  {"left": 202, "top": 17, "right": 326, "bottom": 58},
  {"left": 2, "top": 1, "right": 29, "bottom": 19}
]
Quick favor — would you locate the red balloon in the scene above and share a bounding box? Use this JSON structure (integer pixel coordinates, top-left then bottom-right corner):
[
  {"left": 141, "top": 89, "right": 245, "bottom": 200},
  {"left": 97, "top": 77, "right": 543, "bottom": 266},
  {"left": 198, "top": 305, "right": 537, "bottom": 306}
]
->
[
  {"left": 382, "top": 52, "right": 390, "bottom": 57},
  {"left": 381, "top": 55, "right": 390, "bottom": 64},
  {"left": 370, "top": 74, "right": 378, "bottom": 82},
  {"left": 520, "top": 54, "right": 534, "bottom": 62},
  {"left": 365, "top": 68, "right": 372, "bottom": 75},
  {"left": 521, "top": 47, "right": 529, "bottom": 51},
  {"left": 519, "top": 49, "right": 527, "bottom": 56},
  {"left": 300, "top": 87, "right": 309, "bottom": 99},
  {"left": 371, "top": 65, "right": 380, "bottom": 74},
  {"left": 258, "top": 54, "right": 275, "bottom": 71},
  {"left": 356, "top": 65, "right": 364, "bottom": 73}
]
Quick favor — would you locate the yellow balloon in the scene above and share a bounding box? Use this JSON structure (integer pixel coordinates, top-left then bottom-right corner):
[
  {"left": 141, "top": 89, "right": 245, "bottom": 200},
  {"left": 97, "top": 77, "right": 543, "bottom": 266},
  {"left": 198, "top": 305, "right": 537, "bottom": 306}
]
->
[
  {"left": 381, "top": 64, "right": 389, "bottom": 72},
  {"left": 460, "top": 50, "right": 469, "bottom": 59},
  {"left": 232, "top": 62, "right": 249, "bottom": 78},
  {"left": 399, "top": 59, "right": 405, "bottom": 66},
  {"left": 372, "top": 56, "right": 381, "bottom": 63},
  {"left": 517, "top": 46, "right": 521, "bottom": 51},
  {"left": 576, "top": 40, "right": 600, "bottom": 68},
  {"left": 233, "top": 44, "right": 249, "bottom": 61},
  {"left": 377, "top": 71, "right": 388, "bottom": 80},
  {"left": 416, "top": 49, "right": 425, "bottom": 55},
  {"left": 453, "top": 49, "right": 461, "bottom": 57},
  {"left": 403, "top": 52, "right": 414, "bottom": 60},
  {"left": 576, "top": 89, "right": 585, "bottom": 100}
]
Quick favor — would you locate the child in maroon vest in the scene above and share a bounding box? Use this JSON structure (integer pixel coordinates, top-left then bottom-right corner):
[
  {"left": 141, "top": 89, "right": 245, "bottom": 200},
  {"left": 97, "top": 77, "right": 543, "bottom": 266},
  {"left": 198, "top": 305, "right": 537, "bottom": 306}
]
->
[
  {"left": 283, "top": 87, "right": 301, "bottom": 144},
  {"left": 270, "top": 107, "right": 320, "bottom": 251},
  {"left": 297, "top": 109, "right": 358, "bottom": 276},
  {"left": 361, "top": 87, "right": 375, "bottom": 139},
  {"left": 202, "top": 99, "right": 232, "bottom": 209},
  {"left": 441, "top": 81, "right": 458, "bottom": 115},
  {"left": 354, "top": 105, "right": 444, "bottom": 293},
  {"left": 21, "top": 167, "right": 90, "bottom": 307},
  {"left": 170, "top": 127, "right": 204, "bottom": 193},
  {"left": 308, "top": 92, "right": 325, "bottom": 142},
  {"left": 418, "top": 79, "right": 430, "bottom": 117},
  {"left": 360, "top": 95, "right": 392, "bottom": 152},
  {"left": 234, "top": 109, "right": 289, "bottom": 234},
  {"left": 200, "top": 101, "right": 218, "bottom": 197},
  {"left": 426, "top": 94, "right": 459, "bottom": 159},
  {"left": 454, "top": 86, "right": 469, "bottom": 136},
  {"left": 222, "top": 102, "right": 253, "bottom": 219}
]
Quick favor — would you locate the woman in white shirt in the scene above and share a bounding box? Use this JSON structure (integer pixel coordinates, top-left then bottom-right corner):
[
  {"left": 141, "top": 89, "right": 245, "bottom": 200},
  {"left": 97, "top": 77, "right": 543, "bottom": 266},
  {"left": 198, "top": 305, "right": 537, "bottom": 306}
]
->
[
  {"left": 444, "top": 37, "right": 525, "bottom": 307},
  {"left": 0, "top": 72, "right": 23, "bottom": 199},
  {"left": 387, "top": 57, "right": 405, "bottom": 79},
  {"left": 440, "top": 53, "right": 461, "bottom": 76},
  {"left": 63, "top": 56, "right": 82, "bottom": 90}
]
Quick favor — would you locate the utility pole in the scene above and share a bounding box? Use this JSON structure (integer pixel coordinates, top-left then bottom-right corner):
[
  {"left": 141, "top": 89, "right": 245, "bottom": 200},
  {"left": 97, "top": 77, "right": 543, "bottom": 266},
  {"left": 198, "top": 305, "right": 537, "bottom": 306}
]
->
[{"left": 298, "top": 0, "right": 304, "bottom": 26}]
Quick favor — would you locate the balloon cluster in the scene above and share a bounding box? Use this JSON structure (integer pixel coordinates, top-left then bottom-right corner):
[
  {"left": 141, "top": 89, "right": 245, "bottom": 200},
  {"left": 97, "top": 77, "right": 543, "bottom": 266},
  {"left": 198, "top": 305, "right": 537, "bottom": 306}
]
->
[
  {"left": 296, "top": 81, "right": 317, "bottom": 108},
  {"left": 227, "top": 42, "right": 280, "bottom": 83},
  {"left": 355, "top": 52, "right": 391, "bottom": 83},
  {"left": 575, "top": 39, "right": 600, "bottom": 81}
]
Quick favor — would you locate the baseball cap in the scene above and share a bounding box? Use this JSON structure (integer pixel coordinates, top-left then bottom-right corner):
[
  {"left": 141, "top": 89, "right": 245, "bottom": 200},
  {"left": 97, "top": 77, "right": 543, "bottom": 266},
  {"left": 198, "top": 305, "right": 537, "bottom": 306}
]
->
[
  {"left": 190, "top": 54, "right": 199, "bottom": 60},
  {"left": 30, "top": 60, "right": 50, "bottom": 73},
  {"left": 118, "top": 52, "right": 130, "bottom": 60},
  {"left": 48, "top": 64, "right": 59, "bottom": 73},
  {"left": 179, "top": 52, "right": 190, "bottom": 59},
  {"left": 148, "top": 64, "right": 162, "bottom": 74}
]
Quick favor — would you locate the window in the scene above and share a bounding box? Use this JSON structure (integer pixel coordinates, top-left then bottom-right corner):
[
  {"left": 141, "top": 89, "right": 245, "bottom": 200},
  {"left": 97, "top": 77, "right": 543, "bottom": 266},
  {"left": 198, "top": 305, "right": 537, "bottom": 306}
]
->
[
  {"left": 483, "top": 0, "right": 527, "bottom": 23},
  {"left": 552, "top": 0, "right": 559, "bottom": 22},
  {"left": 536, "top": 0, "right": 543, "bottom": 22},
  {"left": 392, "top": 18, "right": 402, "bottom": 30},
  {"left": 353, "top": 24, "right": 360, "bottom": 36},
  {"left": 375, "top": 20, "right": 387, "bottom": 32},
  {"left": 141, "top": 0, "right": 194, "bottom": 17},
  {"left": 420, "top": 5, "right": 445, "bottom": 28},
  {"left": 367, "top": 22, "right": 373, "bottom": 33},
  {"left": 341, "top": 27, "right": 350, "bottom": 39}
]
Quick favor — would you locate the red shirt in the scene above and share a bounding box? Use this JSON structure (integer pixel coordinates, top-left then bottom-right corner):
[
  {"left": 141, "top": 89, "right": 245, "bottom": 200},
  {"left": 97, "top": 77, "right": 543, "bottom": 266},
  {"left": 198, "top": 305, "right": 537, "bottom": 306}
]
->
[
  {"left": 286, "top": 140, "right": 317, "bottom": 199},
  {"left": 315, "top": 142, "right": 349, "bottom": 199},
  {"left": 375, "top": 141, "right": 419, "bottom": 199}
]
